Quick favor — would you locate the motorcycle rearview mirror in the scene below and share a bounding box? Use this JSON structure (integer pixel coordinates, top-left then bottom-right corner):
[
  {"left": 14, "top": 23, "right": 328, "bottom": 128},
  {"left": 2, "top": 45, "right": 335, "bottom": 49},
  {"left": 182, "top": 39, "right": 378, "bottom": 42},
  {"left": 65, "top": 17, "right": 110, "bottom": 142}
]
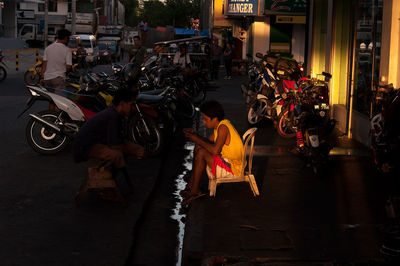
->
[{"left": 255, "top": 52, "right": 264, "bottom": 59}]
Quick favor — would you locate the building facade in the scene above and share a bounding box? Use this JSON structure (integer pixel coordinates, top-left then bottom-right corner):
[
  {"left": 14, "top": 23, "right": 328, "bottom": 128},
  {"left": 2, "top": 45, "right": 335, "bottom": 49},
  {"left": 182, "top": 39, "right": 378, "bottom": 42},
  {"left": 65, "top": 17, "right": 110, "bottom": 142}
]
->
[
  {"left": 207, "top": 0, "right": 398, "bottom": 146},
  {"left": 309, "top": 0, "right": 398, "bottom": 145},
  {"left": 1, "top": 0, "right": 18, "bottom": 38},
  {"left": 210, "top": 0, "right": 307, "bottom": 62}
]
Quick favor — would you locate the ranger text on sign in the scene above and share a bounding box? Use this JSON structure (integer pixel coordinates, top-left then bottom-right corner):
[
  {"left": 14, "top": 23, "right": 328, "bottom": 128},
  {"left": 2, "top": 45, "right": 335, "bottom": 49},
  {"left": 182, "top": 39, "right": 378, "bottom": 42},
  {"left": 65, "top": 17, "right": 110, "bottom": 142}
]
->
[{"left": 228, "top": 0, "right": 254, "bottom": 14}]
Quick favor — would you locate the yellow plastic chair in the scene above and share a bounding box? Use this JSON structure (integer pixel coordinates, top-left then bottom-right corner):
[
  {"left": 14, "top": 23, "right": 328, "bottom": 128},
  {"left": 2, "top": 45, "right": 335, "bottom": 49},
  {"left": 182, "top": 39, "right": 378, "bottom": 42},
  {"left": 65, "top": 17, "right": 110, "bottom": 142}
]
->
[{"left": 208, "top": 127, "right": 260, "bottom": 197}]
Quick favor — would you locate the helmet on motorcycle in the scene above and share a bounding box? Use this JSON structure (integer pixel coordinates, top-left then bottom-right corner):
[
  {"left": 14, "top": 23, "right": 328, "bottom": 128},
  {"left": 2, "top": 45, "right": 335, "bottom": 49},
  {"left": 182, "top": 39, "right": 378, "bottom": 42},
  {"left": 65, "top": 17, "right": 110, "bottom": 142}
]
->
[{"left": 123, "top": 62, "right": 141, "bottom": 87}]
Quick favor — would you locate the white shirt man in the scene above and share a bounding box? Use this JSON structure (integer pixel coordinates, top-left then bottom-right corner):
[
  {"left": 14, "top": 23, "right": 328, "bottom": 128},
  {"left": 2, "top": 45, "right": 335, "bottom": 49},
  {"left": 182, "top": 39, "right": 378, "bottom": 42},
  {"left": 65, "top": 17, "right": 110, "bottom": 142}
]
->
[
  {"left": 41, "top": 29, "right": 72, "bottom": 95},
  {"left": 43, "top": 42, "right": 72, "bottom": 80}
]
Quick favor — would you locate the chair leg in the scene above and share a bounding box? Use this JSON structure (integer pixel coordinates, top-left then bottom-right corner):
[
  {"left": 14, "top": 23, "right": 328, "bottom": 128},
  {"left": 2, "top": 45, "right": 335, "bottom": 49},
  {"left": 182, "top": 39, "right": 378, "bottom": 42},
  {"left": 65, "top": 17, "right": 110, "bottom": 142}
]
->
[
  {"left": 248, "top": 174, "right": 260, "bottom": 196},
  {"left": 209, "top": 179, "right": 217, "bottom": 197}
]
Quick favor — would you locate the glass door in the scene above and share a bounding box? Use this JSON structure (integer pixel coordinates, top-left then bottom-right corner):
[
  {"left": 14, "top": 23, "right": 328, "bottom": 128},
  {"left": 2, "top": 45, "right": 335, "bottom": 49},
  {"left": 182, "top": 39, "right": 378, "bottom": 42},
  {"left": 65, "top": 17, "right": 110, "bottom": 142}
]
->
[{"left": 352, "top": 0, "right": 383, "bottom": 117}]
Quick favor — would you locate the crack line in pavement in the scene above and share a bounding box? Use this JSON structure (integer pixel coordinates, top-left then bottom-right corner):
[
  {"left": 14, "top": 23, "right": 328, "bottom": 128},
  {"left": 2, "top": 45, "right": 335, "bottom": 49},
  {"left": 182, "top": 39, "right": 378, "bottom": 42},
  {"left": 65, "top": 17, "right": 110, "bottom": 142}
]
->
[
  {"left": 171, "top": 142, "right": 194, "bottom": 266},
  {"left": 172, "top": 112, "right": 205, "bottom": 266}
]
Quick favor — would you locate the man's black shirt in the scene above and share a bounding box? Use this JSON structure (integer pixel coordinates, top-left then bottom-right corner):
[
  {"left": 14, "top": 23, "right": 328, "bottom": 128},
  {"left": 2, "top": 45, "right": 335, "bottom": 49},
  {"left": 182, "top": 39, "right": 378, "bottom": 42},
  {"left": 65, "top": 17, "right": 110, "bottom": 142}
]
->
[{"left": 72, "top": 107, "right": 124, "bottom": 162}]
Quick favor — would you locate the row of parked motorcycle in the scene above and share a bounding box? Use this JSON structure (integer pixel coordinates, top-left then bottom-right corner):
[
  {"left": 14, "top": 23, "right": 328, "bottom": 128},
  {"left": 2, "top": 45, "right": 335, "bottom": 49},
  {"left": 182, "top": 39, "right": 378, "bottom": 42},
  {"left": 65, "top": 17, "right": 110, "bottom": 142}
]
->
[
  {"left": 18, "top": 54, "right": 209, "bottom": 156},
  {"left": 241, "top": 52, "right": 335, "bottom": 175}
]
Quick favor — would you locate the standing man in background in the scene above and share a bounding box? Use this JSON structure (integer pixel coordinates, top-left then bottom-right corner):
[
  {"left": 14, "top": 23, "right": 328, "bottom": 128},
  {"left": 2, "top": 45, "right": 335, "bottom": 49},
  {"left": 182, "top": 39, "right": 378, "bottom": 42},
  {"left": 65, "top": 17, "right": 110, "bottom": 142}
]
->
[
  {"left": 223, "top": 42, "right": 233, "bottom": 80},
  {"left": 40, "top": 29, "right": 72, "bottom": 95},
  {"left": 211, "top": 40, "right": 222, "bottom": 80},
  {"left": 128, "top": 36, "right": 147, "bottom": 65}
]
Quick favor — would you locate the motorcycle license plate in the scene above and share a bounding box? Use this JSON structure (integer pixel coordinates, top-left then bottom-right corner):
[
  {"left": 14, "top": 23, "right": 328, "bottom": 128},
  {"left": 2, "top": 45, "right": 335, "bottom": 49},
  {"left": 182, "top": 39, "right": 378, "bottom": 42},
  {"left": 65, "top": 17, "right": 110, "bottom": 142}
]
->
[{"left": 314, "top": 103, "right": 329, "bottom": 110}]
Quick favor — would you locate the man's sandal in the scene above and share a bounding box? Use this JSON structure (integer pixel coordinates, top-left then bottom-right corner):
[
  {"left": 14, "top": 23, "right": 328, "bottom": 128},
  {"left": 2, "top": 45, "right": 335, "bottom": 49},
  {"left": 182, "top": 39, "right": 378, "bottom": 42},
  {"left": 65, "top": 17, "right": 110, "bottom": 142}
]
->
[{"left": 181, "top": 192, "right": 206, "bottom": 207}]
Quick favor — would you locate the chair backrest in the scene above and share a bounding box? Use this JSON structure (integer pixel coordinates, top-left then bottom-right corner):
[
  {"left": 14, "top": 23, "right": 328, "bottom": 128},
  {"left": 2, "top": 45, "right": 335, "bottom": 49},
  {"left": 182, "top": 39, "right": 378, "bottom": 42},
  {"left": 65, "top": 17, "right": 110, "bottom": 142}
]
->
[{"left": 240, "top": 128, "right": 257, "bottom": 177}]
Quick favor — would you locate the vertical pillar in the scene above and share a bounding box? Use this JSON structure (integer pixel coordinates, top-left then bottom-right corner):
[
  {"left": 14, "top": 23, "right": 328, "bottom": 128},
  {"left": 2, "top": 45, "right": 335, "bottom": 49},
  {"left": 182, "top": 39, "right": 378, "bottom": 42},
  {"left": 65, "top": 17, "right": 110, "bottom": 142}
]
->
[
  {"left": 71, "top": 0, "right": 76, "bottom": 35},
  {"left": 44, "top": 0, "right": 48, "bottom": 48}
]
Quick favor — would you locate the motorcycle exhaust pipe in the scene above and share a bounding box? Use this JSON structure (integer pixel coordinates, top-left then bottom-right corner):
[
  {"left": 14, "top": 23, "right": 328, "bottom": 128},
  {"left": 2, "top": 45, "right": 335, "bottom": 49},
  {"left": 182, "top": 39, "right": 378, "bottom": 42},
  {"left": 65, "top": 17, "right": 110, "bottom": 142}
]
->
[{"left": 29, "top": 114, "right": 61, "bottom": 132}]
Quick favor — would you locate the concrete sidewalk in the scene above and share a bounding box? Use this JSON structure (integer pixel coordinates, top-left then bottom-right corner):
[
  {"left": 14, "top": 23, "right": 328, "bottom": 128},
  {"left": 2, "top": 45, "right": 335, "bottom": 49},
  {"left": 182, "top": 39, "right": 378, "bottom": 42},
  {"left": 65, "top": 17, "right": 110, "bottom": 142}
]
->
[{"left": 181, "top": 75, "right": 389, "bottom": 265}]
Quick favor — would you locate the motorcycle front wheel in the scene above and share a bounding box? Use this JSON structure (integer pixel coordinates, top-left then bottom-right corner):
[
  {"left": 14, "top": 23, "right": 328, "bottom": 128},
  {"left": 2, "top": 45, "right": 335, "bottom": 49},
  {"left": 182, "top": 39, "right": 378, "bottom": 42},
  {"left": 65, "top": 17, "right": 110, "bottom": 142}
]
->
[
  {"left": 26, "top": 110, "right": 70, "bottom": 154},
  {"left": 24, "top": 70, "right": 40, "bottom": 85},
  {"left": 0, "top": 66, "right": 7, "bottom": 82},
  {"left": 247, "top": 98, "right": 270, "bottom": 125},
  {"left": 128, "top": 114, "right": 164, "bottom": 155},
  {"left": 277, "top": 109, "right": 296, "bottom": 138}
]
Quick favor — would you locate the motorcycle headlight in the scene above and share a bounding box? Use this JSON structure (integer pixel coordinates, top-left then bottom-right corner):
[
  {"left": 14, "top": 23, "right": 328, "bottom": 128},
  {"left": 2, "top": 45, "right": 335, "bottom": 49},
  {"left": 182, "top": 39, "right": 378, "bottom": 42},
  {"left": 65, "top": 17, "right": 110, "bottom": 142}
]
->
[{"left": 29, "top": 90, "right": 39, "bottom": 96}]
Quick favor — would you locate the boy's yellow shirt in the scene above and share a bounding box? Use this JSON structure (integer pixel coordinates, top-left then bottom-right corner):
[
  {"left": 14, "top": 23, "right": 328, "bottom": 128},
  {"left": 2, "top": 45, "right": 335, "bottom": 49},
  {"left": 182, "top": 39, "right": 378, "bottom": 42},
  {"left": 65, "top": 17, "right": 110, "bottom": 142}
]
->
[{"left": 212, "top": 119, "right": 244, "bottom": 176}]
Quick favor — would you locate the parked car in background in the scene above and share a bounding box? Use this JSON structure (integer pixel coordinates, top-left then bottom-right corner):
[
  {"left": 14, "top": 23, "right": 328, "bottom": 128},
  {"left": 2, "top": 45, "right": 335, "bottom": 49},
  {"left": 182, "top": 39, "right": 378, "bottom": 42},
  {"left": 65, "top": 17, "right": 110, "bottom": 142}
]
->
[
  {"left": 70, "top": 34, "right": 98, "bottom": 65},
  {"left": 18, "top": 23, "right": 59, "bottom": 46},
  {"left": 98, "top": 36, "right": 121, "bottom": 62}
]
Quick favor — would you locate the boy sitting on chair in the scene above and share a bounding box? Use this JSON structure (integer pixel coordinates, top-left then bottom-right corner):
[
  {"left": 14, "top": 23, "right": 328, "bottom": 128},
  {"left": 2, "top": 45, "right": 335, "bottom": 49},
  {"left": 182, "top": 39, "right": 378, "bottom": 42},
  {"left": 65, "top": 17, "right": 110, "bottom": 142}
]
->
[{"left": 182, "top": 100, "right": 244, "bottom": 206}]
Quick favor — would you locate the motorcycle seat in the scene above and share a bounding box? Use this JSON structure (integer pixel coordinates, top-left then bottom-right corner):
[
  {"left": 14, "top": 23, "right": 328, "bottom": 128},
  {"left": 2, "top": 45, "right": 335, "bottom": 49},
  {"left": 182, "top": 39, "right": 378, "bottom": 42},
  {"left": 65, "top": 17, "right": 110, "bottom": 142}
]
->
[{"left": 137, "top": 93, "right": 164, "bottom": 104}]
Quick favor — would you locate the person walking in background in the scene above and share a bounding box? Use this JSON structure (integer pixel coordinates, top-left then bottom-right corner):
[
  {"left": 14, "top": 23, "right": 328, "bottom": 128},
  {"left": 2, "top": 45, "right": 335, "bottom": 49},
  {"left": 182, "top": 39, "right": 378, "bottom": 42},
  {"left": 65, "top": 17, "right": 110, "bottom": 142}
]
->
[
  {"left": 76, "top": 40, "right": 88, "bottom": 72},
  {"left": 211, "top": 40, "right": 222, "bottom": 80},
  {"left": 40, "top": 29, "right": 72, "bottom": 94},
  {"left": 128, "top": 36, "right": 147, "bottom": 65},
  {"left": 223, "top": 42, "right": 233, "bottom": 80}
]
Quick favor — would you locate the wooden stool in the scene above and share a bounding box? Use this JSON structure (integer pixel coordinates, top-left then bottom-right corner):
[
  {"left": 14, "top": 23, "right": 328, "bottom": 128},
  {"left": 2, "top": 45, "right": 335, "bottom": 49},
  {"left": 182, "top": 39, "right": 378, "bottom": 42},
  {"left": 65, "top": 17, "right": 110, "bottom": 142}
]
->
[{"left": 74, "top": 162, "right": 133, "bottom": 207}]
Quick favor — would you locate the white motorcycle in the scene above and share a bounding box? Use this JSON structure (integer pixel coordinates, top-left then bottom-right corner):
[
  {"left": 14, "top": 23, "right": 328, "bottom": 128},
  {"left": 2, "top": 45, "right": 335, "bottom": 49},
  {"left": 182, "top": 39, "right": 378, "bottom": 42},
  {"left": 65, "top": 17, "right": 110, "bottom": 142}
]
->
[{"left": 19, "top": 84, "right": 163, "bottom": 155}]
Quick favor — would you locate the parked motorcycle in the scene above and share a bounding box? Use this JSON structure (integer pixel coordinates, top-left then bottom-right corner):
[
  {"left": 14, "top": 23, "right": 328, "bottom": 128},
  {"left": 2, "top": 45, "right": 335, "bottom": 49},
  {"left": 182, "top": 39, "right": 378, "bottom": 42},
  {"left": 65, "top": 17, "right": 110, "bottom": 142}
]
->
[
  {"left": 245, "top": 52, "right": 305, "bottom": 129},
  {"left": 24, "top": 57, "right": 43, "bottom": 86},
  {"left": 24, "top": 56, "right": 82, "bottom": 86},
  {"left": 0, "top": 49, "right": 7, "bottom": 82},
  {"left": 280, "top": 75, "right": 335, "bottom": 175},
  {"left": 19, "top": 79, "right": 163, "bottom": 155},
  {"left": 370, "top": 83, "right": 400, "bottom": 173},
  {"left": 276, "top": 73, "right": 331, "bottom": 138}
]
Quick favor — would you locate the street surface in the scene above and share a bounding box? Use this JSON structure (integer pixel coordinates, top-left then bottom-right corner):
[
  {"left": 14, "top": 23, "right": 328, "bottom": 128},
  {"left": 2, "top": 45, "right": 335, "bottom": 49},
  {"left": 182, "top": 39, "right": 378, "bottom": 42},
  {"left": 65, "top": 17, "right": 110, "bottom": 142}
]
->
[
  {"left": 0, "top": 65, "right": 187, "bottom": 265},
  {"left": 0, "top": 63, "right": 396, "bottom": 266}
]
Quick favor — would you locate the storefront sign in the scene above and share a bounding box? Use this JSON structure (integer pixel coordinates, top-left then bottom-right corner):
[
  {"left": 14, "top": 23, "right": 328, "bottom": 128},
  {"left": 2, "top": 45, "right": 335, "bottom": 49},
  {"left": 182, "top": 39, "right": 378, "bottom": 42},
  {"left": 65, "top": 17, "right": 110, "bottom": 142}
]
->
[
  {"left": 265, "top": 0, "right": 307, "bottom": 14},
  {"left": 226, "top": 0, "right": 259, "bottom": 16},
  {"left": 276, "top": 15, "right": 306, "bottom": 24},
  {"left": 270, "top": 42, "right": 290, "bottom": 53}
]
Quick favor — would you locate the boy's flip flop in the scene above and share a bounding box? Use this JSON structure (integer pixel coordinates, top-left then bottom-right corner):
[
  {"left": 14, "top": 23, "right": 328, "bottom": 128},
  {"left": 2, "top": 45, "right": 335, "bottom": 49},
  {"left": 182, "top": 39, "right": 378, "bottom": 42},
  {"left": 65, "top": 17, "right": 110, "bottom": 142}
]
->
[{"left": 181, "top": 192, "right": 206, "bottom": 207}]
